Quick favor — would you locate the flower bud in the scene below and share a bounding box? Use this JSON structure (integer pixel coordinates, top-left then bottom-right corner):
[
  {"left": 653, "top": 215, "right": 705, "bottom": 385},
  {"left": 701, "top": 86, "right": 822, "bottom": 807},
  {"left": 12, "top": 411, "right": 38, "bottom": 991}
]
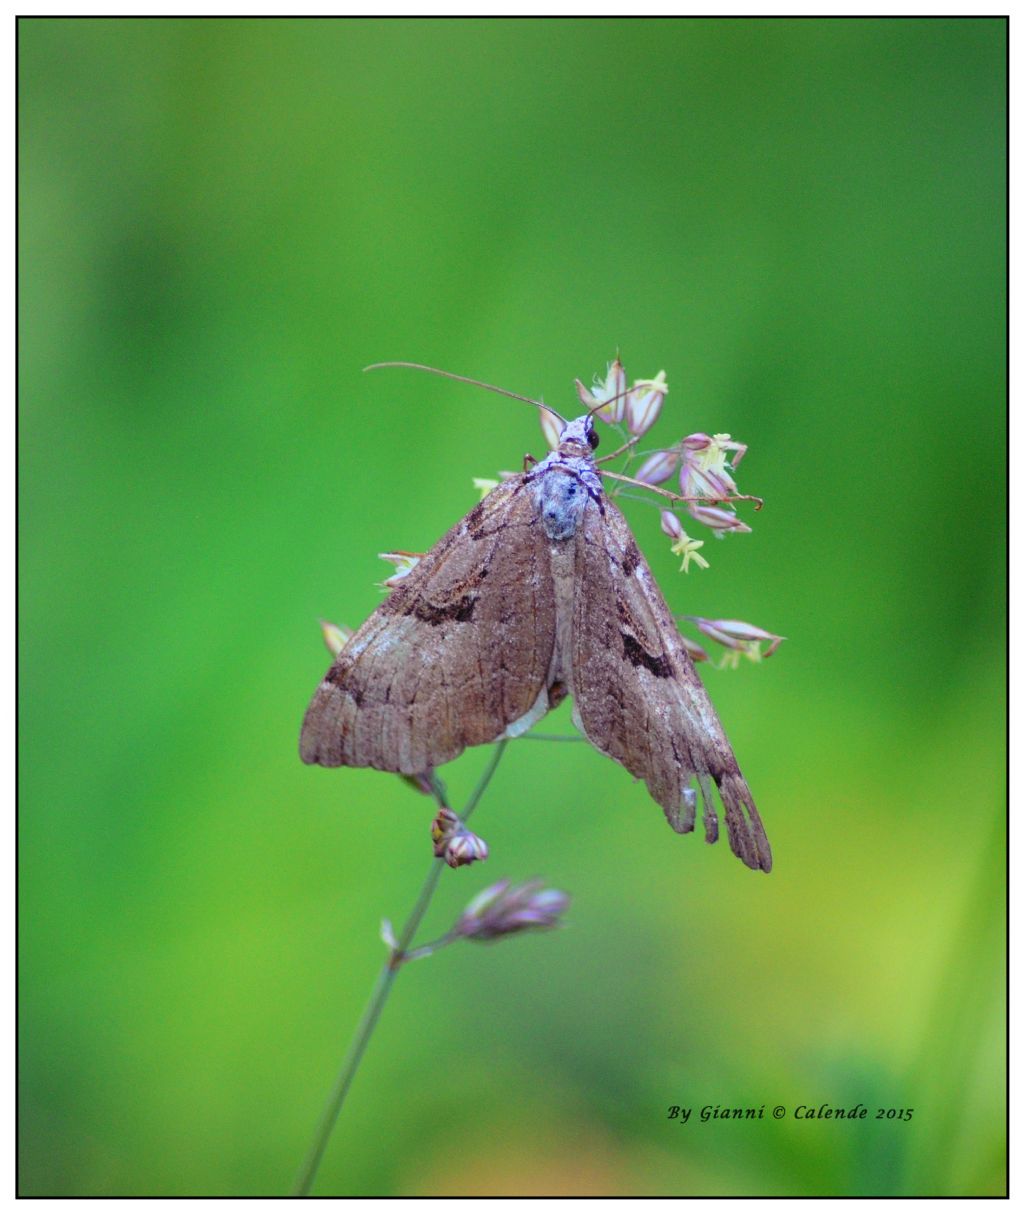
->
[
  {"left": 539, "top": 406, "right": 563, "bottom": 450},
  {"left": 431, "top": 806, "right": 459, "bottom": 851},
  {"left": 455, "top": 879, "right": 570, "bottom": 941},
  {"left": 626, "top": 370, "right": 668, "bottom": 436},
  {"left": 679, "top": 634, "right": 710, "bottom": 663},
  {"left": 591, "top": 358, "right": 627, "bottom": 423},
  {"left": 679, "top": 457, "right": 737, "bottom": 503},
  {"left": 574, "top": 378, "right": 599, "bottom": 411},
  {"left": 682, "top": 432, "right": 713, "bottom": 451},
  {"left": 661, "top": 512, "right": 708, "bottom": 572},
  {"left": 319, "top": 619, "right": 354, "bottom": 657},
  {"left": 444, "top": 831, "right": 489, "bottom": 868},
  {"left": 378, "top": 551, "right": 422, "bottom": 587},
  {"left": 680, "top": 432, "right": 746, "bottom": 502},
  {"left": 635, "top": 449, "right": 680, "bottom": 486},
  {"left": 683, "top": 431, "right": 745, "bottom": 459},
  {"left": 472, "top": 477, "right": 499, "bottom": 499},
  {"left": 688, "top": 617, "right": 785, "bottom": 661},
  {"left": 431, "top": 807, "right": 489, "bottom": 868},
  {"left": 660, "top": 509, "right": 683, "bottom": 540},
  {"left": 626, "top": 391, "right": 662, "bottom": 437},
  {"left": 686, "top": 503, "right": 752, "bottom": 535}
]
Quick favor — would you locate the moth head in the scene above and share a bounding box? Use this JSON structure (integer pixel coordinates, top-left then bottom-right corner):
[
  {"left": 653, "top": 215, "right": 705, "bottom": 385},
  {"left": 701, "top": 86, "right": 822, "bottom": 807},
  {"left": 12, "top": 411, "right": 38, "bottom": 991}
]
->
[{"left": 557, "top": 414, "right": 600, "bottom": 457}]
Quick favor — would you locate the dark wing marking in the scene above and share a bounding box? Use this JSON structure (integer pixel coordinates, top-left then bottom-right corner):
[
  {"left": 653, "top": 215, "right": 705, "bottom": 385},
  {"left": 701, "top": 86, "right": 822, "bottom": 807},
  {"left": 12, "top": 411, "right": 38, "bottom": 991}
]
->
[{"left": 300, "top": 478, "right": 556, "bottom": 774}]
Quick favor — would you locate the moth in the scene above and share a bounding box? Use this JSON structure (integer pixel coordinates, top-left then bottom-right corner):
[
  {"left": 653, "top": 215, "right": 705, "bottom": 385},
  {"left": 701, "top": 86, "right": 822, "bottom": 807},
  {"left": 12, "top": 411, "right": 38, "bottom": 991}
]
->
[{"left": 300, "top": 365, "right": 772, "bottom": 872}]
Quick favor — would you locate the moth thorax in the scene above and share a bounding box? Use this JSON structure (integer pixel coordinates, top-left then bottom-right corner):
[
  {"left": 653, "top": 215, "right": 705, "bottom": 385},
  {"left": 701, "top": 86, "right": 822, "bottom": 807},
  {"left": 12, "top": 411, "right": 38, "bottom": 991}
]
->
[{"left": 534, "top": 468, "right": 588, "bottom": 541}]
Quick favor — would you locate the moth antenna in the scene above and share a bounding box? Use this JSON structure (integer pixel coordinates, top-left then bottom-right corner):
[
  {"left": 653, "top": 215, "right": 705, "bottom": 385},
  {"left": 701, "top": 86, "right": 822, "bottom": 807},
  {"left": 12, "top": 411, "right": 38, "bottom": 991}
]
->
[
  {"left": 364, "top": 361, "right": 568, "bottom": 425},
  {"left": 584, "top": 385, "right": 635, "bottom": 423},
  {"left": 597, "top": 468, "right": 765, "bottom": 510}
]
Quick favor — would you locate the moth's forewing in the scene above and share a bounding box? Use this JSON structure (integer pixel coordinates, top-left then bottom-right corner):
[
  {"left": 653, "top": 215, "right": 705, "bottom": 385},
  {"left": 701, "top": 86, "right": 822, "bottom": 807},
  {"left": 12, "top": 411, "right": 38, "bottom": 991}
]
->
[
  {"left": 300, "top": 478, "right": 557, "bottom": 774},
  {"left": 569, "top": 500, "right": 772, "bottom": 872}
]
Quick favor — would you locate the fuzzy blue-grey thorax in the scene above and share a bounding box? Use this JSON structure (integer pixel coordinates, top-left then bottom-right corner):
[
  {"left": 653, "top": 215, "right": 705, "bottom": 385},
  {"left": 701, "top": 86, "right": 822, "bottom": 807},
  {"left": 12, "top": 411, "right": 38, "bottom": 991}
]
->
[{"left": 529, "top": 414, "right": 604, "bottom": 541}]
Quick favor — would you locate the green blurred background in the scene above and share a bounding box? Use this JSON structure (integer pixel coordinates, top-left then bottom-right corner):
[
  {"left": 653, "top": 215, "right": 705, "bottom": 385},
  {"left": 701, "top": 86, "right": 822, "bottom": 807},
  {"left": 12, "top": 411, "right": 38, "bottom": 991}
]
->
[{"left": 19, "top": 17, "right": 1005, "bottom": 1197}]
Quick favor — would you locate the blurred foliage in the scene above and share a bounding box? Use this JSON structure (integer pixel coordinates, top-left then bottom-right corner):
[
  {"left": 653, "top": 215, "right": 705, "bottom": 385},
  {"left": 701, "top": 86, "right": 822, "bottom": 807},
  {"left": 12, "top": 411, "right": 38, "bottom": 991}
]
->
[{"left": 19, "top": 17, "right": 1005, "bottom": 1197}]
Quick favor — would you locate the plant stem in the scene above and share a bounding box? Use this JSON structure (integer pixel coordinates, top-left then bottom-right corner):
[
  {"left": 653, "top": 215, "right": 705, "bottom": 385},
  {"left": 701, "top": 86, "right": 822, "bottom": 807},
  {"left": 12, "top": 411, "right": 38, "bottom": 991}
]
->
[
  {"left": 291, "top": 740, "right": 509, "bottom": 1196},
  {"left": 290, "top": 958, "right": 398, "bottom": 1197},
  {"left": 399, "top": 930, "right": 459, "bottom": 964},
  {"left": 459, "top": 739, "right": 508, "bottom": 822},
  {"left": 517, "top": 733, "right": 586, "bottom": 743}
]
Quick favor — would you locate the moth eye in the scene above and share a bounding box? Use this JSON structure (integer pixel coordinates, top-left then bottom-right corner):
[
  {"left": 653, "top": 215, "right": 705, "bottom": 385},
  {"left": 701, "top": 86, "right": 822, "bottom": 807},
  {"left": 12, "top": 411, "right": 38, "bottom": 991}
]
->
[{"left": 587, "top": 421, "right": 600, "bottom": 450}]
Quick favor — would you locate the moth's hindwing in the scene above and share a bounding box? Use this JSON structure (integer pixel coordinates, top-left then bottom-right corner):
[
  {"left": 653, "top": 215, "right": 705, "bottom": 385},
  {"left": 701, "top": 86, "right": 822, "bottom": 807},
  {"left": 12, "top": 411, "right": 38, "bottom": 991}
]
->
[
  {"left": 300, "top": 478, "right": 556, "bottom": 774},
  {"left": 570, "top": 499, "right": 772, "bottom": 872}
]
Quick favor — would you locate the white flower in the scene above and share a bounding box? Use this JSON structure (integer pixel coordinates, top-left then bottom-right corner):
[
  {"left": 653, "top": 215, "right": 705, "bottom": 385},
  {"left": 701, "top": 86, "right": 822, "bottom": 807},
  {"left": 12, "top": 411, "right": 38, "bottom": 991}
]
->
[
  {"left": 319, "top": 619, "right": 354, "bottom": 656},
  {"left": 539, "top": 406, "right": 563, "bottom": 450},
  {"left": 687, "top": 503, "right": 752, "bottom": 536},
  {"left": 679, "top": 432, "right": 747, "bottom": 502},
  {"left": 626, "top": 370, "right": 668, "bottom": 437},
  {"left": 688, "top": 617, "right": 785, "bottom": 662},
  {"left": 455, "top": 880, "right": 571, "bottom": 940},
  {"left": 378, "top": 551, "right": 422, "bottom": 587},
  {"left": 589, "top": 358, "right": 627, "bottom": 423},
  {"left": 661, "top": 511, "right": 708, "bottom": 572},
  {"left": 634, "top": 449, "right": 679, "bottom": 486}
]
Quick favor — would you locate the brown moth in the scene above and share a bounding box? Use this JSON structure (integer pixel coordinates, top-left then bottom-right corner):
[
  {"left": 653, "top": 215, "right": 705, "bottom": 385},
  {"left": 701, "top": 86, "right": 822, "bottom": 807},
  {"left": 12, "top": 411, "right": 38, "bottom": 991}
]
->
[{"left": 300, "top": 375, "right": 772, "bottom": 873}]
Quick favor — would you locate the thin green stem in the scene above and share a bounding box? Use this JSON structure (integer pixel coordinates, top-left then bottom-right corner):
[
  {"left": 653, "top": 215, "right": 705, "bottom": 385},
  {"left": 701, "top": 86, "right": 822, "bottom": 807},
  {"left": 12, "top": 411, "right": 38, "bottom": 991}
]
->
[
  {"left": 606, "top": 421, "right": 632, "bottom": 498},
  {"left": 399, "top": 930, "right": 459, "bottom": 964},
  {"left": 609, "top": 490, "right": 663, "bottom": 511},
  {"left": 599, "top": 467, "right": 764, "bottom": 510},
  {"left": 290, "top": 960, "right": 398, "bottom": 1196},
  {"left": 595, "top": 434, "right": 640, "bottom": 464},
  {"left": 291, "top": 740, "right": 509, "bottom": 1196},
  {"left": 460, "top": 739, "right": 509, "bottom": 823},
  {"left": 517, "top": 732, "right": 586, "bottom": 743}
]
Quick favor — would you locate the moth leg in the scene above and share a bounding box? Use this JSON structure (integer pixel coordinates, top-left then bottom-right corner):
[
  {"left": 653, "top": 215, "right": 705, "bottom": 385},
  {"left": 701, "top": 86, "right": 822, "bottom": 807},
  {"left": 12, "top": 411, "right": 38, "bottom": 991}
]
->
[{"left": 522, "top": 452, "right": 538, "bottom": 472}]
